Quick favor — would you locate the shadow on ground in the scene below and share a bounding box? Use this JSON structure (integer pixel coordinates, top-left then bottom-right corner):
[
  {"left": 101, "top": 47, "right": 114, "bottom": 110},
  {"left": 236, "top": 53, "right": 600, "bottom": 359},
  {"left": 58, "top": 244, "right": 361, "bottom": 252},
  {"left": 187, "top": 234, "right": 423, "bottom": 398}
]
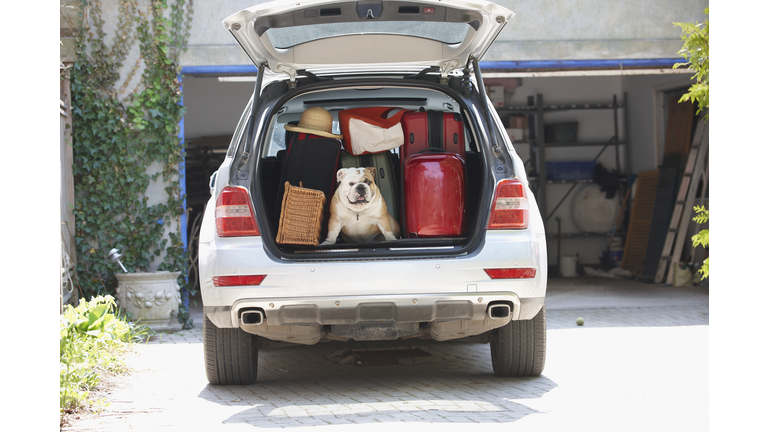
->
[{"left": 199, "top": 339, "right": 557, "bottom": 428}]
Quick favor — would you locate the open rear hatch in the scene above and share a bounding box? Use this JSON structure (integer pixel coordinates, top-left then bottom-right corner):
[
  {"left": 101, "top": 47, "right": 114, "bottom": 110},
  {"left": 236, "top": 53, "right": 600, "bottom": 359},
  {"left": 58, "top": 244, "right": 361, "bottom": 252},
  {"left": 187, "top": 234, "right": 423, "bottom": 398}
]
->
[
  {"left": 223, "top": 0, "right": 513, "bottom": 79},
  {"left": 223, "top": 0, "right": 515, "bottom": 260}
]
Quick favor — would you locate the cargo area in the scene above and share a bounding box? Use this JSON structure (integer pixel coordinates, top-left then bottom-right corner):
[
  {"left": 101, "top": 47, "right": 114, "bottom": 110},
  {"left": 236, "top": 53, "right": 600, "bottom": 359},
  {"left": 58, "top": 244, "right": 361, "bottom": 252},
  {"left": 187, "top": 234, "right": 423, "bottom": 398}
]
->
[{"left": 252, "top": 80, "right": 489, "bottom": 255}]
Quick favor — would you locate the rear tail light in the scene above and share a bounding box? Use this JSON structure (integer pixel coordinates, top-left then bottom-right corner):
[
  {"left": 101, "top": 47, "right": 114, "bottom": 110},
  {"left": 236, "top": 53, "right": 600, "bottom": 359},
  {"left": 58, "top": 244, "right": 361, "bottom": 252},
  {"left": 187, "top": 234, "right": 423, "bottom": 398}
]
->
[
  {"left": 484, "top": 268, "right": 537, "bottom": 279},
  {"left": 215, "top": 186, "right": 260, "bottom": 237},
  {"left": 488, "top": 179, "right": 529, "bottom": 229},
  {"left": 212, "top": 275, "right": 267, "bottom": 287}
]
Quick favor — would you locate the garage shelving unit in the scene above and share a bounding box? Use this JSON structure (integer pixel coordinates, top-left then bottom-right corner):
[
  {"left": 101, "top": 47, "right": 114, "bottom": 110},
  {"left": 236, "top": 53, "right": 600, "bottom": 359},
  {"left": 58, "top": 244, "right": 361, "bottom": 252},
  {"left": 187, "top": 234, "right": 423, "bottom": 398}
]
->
[{"left": 497, "top": 93, "right": 631, "bottom": 238}]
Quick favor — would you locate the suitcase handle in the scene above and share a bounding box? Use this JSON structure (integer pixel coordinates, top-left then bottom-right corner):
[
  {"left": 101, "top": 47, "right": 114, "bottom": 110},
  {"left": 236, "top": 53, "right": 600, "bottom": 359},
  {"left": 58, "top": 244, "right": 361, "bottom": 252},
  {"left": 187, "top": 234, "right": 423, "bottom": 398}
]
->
[{"left": 415, "top": 147, "right": 449, "bottom": 154}]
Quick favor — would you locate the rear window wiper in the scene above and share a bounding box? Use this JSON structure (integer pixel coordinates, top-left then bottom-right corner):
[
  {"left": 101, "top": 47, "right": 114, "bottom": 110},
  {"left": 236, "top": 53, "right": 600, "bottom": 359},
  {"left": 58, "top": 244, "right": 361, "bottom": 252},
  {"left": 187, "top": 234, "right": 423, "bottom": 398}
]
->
[
  {"left": 297, "top": 69, "right": 333, "bottom": 82},
  {"left": 404, "top": 66, "right": 439, "bottom": 80}
]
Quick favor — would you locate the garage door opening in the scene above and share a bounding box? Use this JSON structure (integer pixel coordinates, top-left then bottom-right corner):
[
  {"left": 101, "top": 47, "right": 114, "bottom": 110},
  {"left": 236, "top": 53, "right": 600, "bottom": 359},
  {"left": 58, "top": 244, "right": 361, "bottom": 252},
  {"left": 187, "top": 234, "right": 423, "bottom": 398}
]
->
[{"left": 183, "top": 75, "right": 255, "bottom": 296}]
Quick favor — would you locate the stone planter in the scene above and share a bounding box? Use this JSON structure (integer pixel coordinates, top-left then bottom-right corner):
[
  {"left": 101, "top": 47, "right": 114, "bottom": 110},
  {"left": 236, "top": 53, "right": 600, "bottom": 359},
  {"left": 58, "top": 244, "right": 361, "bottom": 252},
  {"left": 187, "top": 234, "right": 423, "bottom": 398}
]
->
[{"left": 115, "top": 271, "right": 182, "bottom": 332}]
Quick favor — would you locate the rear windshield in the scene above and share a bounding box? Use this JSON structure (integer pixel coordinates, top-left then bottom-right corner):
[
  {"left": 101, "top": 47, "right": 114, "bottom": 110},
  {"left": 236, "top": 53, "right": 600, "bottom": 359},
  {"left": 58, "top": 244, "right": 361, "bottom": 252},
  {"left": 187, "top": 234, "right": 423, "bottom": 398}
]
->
[{"left": 265, "top": 21, "right": 470, "bottom": 49}]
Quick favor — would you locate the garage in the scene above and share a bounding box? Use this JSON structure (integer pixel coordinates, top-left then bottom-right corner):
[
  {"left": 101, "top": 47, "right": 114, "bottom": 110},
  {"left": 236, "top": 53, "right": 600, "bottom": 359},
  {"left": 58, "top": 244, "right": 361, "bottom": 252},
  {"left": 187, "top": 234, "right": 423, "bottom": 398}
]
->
[{"left": 181, "top": 63, "right": 707, "bottom": 287}]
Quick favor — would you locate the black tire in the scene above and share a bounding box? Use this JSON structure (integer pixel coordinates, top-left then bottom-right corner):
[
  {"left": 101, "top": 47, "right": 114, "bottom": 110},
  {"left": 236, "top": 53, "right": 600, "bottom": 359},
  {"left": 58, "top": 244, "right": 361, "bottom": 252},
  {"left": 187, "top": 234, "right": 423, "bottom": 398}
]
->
[
  {"left": 203, "top": 314, "right": 259, "bottom": 385},
  {"left": 490, "top": 306, "right": 546, "bottom": 377}
]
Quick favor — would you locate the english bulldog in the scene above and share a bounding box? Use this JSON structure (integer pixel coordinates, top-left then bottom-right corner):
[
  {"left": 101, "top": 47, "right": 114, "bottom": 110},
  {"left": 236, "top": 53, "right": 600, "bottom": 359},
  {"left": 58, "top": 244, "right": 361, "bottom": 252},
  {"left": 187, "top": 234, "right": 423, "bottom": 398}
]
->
[{"left": 322, "top": 167, "right": 400, "bottom": 244}]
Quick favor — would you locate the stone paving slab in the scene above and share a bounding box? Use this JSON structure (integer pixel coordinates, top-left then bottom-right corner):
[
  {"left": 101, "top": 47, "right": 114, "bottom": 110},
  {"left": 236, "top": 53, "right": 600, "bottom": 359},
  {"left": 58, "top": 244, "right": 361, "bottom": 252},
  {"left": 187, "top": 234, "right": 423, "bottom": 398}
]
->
[{"left": 66, "top": 290, "right": 709, "bottom": 432}]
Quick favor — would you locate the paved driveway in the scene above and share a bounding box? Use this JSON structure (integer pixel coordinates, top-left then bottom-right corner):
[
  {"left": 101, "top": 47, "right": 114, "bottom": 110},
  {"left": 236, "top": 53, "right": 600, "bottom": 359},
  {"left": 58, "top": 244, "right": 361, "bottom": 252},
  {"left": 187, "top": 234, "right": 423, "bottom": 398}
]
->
[{"left": 65, "top": 278, "right": 709, "bottom": 431}]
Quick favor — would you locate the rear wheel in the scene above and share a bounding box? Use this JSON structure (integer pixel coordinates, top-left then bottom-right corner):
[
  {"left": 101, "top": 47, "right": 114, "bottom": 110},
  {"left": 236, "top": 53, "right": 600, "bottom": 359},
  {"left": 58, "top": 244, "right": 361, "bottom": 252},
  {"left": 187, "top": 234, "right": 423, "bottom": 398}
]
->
[
  {"left": 490, "top": 306, "right": 546, "bottom": 377},
  {"left": 203, "top": 314, "right": 259, "bottom": 385}
]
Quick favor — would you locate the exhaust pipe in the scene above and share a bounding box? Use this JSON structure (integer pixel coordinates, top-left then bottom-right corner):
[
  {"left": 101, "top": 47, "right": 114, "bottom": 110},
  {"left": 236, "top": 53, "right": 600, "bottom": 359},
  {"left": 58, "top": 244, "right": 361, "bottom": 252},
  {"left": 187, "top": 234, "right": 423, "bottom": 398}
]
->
[
  {"left": 240, "top": 309, "right": 264, "bottom": 326},
  {"left": 488, "top": 304, "right": 511, "bottom": 319}
]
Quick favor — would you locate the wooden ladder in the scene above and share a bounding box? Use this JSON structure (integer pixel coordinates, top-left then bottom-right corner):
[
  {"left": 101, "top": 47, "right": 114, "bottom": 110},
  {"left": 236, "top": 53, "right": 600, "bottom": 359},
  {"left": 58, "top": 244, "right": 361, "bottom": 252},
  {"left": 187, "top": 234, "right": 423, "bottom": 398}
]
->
[{"left": 654, "top": 121, "right": 709, "bottom": 284}]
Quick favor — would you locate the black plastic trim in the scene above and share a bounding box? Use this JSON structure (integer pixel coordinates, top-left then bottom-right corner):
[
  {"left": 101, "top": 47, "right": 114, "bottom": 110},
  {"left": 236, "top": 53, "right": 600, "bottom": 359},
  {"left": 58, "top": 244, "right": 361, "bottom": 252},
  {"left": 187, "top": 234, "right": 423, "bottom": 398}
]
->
[{"left": 252, "top": 1, "right": 483, "bottom": 30}]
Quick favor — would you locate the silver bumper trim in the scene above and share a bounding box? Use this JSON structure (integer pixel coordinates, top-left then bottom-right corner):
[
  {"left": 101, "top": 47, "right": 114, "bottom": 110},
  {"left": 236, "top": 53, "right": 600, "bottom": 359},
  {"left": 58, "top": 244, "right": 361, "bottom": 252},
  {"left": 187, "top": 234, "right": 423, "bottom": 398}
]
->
[
  {"left": 203, "top": 293, "right": 544, "bottom": 328},
  {"left": 230, "top": 292, "right": 524, "bottom": 327}
]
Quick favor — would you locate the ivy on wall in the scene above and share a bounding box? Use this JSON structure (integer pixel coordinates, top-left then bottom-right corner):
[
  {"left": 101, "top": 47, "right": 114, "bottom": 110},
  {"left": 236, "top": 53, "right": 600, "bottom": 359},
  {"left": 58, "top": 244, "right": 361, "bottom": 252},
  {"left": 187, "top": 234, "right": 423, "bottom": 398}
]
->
[{"left": 69, "top": 0, "right": 195, "bottom": 327}]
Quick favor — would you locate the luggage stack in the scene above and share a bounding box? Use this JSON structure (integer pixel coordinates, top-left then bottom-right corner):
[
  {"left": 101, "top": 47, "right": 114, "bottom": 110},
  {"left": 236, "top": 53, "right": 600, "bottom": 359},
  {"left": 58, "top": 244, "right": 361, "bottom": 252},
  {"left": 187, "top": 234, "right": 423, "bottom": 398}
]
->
[
  {"left": 400, "top": 110, "right": 467, "bottom": 238},
  {"left": 278, "top": 107, "right": 468, "bottom": 245}
]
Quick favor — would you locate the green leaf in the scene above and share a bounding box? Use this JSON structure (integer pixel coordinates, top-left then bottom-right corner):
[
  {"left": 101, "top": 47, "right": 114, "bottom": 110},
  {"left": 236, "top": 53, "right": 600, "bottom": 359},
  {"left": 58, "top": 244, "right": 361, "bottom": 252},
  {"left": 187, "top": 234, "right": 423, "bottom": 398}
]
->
[{"left": 674, "top": 8, "right": 709, "bottom": 119}]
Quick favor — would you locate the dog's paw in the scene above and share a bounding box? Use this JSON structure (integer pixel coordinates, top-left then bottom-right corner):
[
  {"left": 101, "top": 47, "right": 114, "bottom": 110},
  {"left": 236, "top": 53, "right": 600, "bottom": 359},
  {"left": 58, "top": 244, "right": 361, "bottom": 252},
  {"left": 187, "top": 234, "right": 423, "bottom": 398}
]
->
[{"left": 321, "top": 239, "right": 336, "bottom": 246}]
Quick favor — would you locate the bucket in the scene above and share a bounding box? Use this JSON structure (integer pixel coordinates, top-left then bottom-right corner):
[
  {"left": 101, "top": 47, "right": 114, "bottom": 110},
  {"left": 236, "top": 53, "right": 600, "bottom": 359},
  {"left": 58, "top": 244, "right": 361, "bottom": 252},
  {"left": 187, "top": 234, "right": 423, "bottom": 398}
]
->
[
  {"left": 609, "top": 237, "right": 623, "bottom": 266},
  {"left": 609, "top": 250, "right": 623, "bottom": 265},
  {"left": 560, "top": 255, "right": 578, "bottom": 277}
]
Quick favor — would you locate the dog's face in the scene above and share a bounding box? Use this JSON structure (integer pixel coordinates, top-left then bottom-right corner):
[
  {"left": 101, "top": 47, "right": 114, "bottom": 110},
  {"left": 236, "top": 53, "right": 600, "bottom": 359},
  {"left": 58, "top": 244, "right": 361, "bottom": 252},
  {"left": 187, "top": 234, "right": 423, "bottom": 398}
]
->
[{"left": 336, "top": 167, "right": 378, "bottom": 210}]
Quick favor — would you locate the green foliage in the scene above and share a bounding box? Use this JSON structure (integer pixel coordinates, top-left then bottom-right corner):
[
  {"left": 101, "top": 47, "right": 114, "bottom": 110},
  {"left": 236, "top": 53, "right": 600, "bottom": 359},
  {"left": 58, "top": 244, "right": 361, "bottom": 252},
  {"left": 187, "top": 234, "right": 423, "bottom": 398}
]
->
[
  {"left": 675, "top": 9, "right": 710, "bottom": 281},
  {"left": 69, "top": 0, "right": 194, "bottom": 326},
  {"left": 691, "top": 205, "right": 709, "bottom": 279},
  {"left": 60, "top": 295, "right": 150, "bottom": 418},
  {"left": 674, "top": 8, "right": 709, "bottom": 120}
]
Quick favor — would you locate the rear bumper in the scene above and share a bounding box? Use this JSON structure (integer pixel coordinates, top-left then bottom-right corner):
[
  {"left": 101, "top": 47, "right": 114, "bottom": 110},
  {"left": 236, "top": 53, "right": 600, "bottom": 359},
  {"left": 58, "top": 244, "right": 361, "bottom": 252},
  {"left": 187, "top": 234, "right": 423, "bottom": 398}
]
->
[
  {"left": 199, "top": 197, "right": 548, "bottom": 343},
  {"left": 204, "top": 292, "right": 545, "bottom": 327}
]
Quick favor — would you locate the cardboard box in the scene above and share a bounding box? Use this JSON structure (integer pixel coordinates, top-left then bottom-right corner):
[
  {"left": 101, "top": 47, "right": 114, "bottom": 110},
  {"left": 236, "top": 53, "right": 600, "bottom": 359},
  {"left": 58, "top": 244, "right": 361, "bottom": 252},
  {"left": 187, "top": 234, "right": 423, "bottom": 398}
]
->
[
  {"left": 508, "top": 116, "right": 529, "bottom": 129},
  {"left": 506, "top": 128, "right": 526, "bottom": 141},
  {"left": 486, "top": 85, "right": 505, "bottom": 107}
]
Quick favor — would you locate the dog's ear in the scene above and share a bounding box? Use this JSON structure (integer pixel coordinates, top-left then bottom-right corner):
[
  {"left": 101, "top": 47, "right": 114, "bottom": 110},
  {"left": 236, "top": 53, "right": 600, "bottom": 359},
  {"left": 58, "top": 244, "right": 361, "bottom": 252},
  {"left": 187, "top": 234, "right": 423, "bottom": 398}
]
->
[
  {"left": 366, "top": 167, "right": 376, "bottom": 178},
  {"left": 336, "top": 169, "right": 346, "bottom": 184}
]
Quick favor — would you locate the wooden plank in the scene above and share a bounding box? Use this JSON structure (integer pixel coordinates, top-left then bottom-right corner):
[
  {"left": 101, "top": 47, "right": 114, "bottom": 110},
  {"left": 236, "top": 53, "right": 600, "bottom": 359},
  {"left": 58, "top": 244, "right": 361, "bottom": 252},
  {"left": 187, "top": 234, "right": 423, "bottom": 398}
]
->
[
  {"left": 622, "top": 170, "right": 659, "bottom": 275},
  {"left": 664, "top": 100, "right": 694, "bottom": 156},
  {"left": 639, "top": 168, "right": 678, "bottom": 282}
]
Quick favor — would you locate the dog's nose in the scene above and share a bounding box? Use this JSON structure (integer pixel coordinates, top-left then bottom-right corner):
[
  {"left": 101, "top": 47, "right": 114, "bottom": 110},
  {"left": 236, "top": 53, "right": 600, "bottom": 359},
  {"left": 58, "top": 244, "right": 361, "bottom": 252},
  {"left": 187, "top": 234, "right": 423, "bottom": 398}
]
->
[{"left": 355, "top": 184, "right": 367, "bottom": 195}]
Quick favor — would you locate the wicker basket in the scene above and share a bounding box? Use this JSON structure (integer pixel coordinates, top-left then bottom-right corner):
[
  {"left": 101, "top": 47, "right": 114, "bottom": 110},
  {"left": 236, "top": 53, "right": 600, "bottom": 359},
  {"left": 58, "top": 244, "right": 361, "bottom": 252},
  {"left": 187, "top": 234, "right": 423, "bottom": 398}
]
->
[{"left": 276, "top": 181, "right": 326, "bottom": 246}]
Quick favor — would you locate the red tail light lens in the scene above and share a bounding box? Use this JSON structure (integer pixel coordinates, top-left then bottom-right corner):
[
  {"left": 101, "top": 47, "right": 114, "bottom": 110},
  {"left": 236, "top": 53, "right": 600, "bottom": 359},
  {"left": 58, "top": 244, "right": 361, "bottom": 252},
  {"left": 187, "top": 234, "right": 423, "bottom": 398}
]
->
[
  {"left": 215, "top": 186, "right": 260, "bottom": 237},
  {"left": 484, "top": 268, "right": 537, "bottom": 279},
  {"left": 212, "top": 275, "right": 267, "bottom": 287},
  {"left": 488, "top": 179, "right": 529, "bottom": 229}
]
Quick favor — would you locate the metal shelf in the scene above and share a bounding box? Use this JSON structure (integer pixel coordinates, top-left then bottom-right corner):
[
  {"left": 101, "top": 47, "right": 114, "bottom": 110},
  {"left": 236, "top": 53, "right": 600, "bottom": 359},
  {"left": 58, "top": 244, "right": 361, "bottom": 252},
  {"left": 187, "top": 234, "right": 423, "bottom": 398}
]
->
[
  {"left": 501, "top": 93, "right": 631, "bottom": 231},
  {"left": 542, "top": 104, "right": 625, "bottom": 112},
  {"left": 546, "top": 179, "right": 594, "bottom": 185},
  {"left": 546, "top": 232, "right": 615, "bottom": 238},
  {"left": 499, "top": 103, "right": 626, "bottom": 113},
  {"left": 543, "top": 140, "right": 627, "bottom": 148},
  {"left": 511, "top": 140, "right": 628, "bottom": 147}
]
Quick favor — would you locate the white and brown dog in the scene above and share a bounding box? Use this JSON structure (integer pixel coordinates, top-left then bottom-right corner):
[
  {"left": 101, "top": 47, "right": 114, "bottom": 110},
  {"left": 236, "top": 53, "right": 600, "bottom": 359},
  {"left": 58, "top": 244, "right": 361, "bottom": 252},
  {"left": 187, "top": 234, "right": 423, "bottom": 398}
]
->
[{"left": 322, "top": 167, "right": 400, "bottom": 244}]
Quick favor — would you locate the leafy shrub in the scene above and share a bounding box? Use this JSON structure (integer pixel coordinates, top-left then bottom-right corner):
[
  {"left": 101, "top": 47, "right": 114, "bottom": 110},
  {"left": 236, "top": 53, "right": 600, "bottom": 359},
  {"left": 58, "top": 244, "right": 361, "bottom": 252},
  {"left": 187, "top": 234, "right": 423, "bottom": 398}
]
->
[
  {"left": 674, "top": 8, "right": 709, "bottom": 119},
  {"left": 675, "top": 9, "right": 710, "bottom": 281},
  {"left": 691, "top": 205, "right": 709, "bottom": 279},
  {"left": 60, "top": 295, "right": 149, "bottom": 418},
  {"left": 69, "top": 0, "right": 195, "bottom": 329}
]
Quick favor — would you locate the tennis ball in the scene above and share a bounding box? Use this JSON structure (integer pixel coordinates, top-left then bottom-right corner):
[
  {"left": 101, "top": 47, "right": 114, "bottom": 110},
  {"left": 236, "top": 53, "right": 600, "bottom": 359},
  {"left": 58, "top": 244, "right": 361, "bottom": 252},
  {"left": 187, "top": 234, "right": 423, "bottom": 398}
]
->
[{"left": 576, "top": 317, "right": 585, "bottom": 326}]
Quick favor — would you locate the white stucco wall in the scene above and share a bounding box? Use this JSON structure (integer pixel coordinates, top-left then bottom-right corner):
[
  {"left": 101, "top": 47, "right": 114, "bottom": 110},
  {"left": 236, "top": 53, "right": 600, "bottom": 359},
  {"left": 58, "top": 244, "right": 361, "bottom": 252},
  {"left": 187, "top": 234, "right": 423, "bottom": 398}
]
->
[
  {"left": 180, "top": 0, "right": 709, "bottom": 67},
  {"left": 489, "top": 0, "right": 709, "bottom": 61}
]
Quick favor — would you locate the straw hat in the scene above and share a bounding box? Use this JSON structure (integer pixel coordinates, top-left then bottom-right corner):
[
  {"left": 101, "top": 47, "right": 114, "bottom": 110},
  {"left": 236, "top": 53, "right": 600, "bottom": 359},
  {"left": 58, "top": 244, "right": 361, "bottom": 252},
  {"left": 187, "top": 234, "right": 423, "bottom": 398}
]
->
[{"left": 284, "top": 107, "right": 343, "bottom": 140}]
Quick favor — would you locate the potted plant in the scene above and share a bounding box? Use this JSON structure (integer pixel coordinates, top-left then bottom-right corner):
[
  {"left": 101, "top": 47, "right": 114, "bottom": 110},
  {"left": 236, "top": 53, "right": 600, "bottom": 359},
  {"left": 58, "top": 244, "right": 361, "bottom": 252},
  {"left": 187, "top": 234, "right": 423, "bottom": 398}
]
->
[{"left": 107, "top": 249, "right": 182, "bottom": 331}]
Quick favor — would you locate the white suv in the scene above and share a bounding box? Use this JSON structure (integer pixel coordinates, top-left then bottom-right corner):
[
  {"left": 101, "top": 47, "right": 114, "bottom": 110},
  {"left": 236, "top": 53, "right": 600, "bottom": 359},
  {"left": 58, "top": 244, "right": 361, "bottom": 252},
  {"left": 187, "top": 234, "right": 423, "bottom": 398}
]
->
[{"left": 199, "top": 0, "right": 547, "bottom": 384}]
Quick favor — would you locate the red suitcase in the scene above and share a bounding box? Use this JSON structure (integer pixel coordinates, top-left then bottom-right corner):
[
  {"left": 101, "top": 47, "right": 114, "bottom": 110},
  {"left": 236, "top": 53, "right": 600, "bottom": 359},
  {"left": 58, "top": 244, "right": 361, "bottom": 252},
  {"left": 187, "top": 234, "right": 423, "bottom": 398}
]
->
[
  {"left": 400, "top": 110, "right": 465, "bottom": 165},
  {"left": 402, "top": 153, "right": 467, "bottom": 238}
]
